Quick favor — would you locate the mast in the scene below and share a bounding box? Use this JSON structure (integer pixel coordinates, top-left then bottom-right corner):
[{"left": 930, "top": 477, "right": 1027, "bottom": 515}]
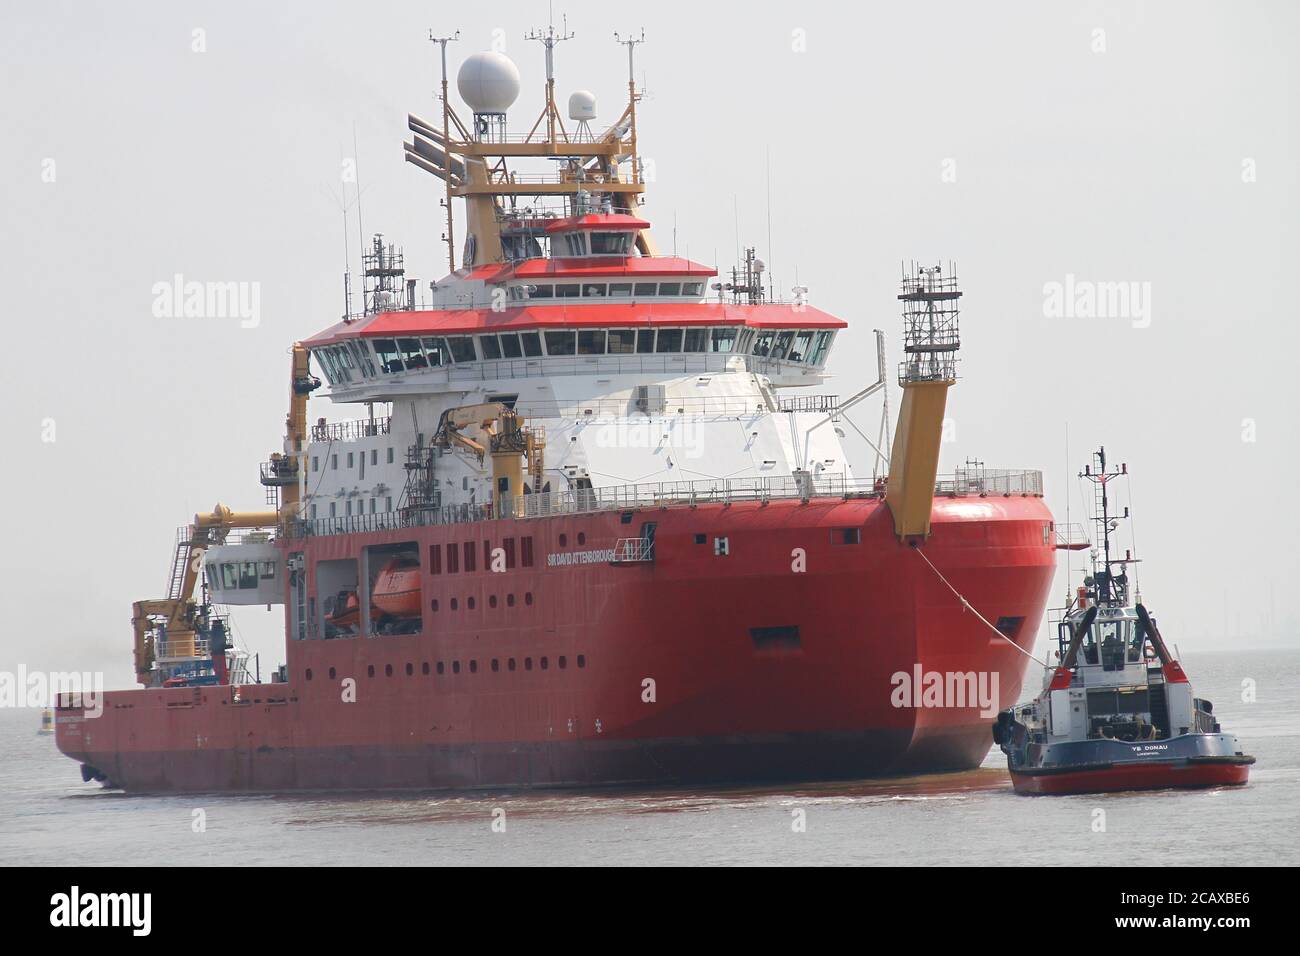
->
[
  {"left": 429, "top": 30, "right": 460, "bottom": 273},
  {"left": 1081, "top": 447, "right": 1132, "bottom": 606}
]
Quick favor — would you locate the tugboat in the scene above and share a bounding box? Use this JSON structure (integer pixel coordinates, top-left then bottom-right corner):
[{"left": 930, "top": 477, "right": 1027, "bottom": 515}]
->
[
  {"left": 38, "top": 708, "right": 55, "bottom": 736},
  {"left": 993, "top": 448, "right": 1254, "bottom": 795}
]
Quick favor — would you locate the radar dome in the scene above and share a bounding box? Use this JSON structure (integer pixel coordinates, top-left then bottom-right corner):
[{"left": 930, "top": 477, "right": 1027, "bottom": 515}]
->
[
  {"left": 568, "top": 90, "right": 597, "bottom": 122},
  {"left": 457, "top": 52, "right": 520, "bottom": 114}
]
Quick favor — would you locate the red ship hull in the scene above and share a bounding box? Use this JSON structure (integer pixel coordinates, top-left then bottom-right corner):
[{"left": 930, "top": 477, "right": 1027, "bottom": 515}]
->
[
  {"left": 1011, "top": 759, "right": 1253, "bottom": 796},
  {"left": 58, "top": 495, "right": 1056, "bottom": 792}
]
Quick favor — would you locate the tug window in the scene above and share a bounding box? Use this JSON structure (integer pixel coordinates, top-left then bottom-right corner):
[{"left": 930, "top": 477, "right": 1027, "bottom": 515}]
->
[
  {"left": 636, "top": 329, "right": 656, "bottom": 353},
  {"left": 479, "top": 335, "right": 503, "bottom": 360},
  {"left": 520, "top": 332, "right": 543, "bottom": 357},
  {"left": 239, "top": 562, "right": 258, "bottom": 589},
  {"left": 590, "top": 232, "right": 633, "bottom": 255},
  {"left": 581, "top": 283, "right": 607, "bottom": 297},
  {"left": 608, "top": 329, "right": 636, "bottom": 354},
  {"left": 655, "top": 328, "right": 683, "bottom": 352},
  {"left": 711, "top": 327, "right": 737, "bottom": 352},
  {"left": 578, "top": 330, "right": 606, "bottom": 355},
  {"left": 633, "top": 282, "right": 657, "bottom": 296},
  {"left": 751, "top": 331, "right": 775, "bottom": 357},
  {"left": 658, "top": 282, "right": 681, "bottom": 296},
  {"left": 608, "top": 282, "right": 633, "bottom": 297},
  {"left": 682, "top": 282, "right": 703, "bottom": 296},
  {"left": 530, "top": 284, "right": 554, "bottom": 299},
  {"left": 683, "top": 328, "right": 708, "bottom": 352},
  {"left": 221, "top": 564, "right": 240, "bottom": 590},
  {"left": 545, "top": 330, "right": 577, "bottom": 355},
  {"left": 554, "top": 283, "right": 580, "bottom": 298}
]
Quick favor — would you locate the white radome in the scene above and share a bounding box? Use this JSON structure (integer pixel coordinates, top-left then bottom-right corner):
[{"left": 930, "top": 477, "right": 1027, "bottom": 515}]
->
[
  {"left": 568, "top": 90, "right": 597, "bottom": 122},
  {"left": 457, "top": 51, "right": 521, "bottom": 114}
]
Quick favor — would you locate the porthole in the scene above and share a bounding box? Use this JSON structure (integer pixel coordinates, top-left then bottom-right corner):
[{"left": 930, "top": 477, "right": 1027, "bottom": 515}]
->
[
  {"left": 559, "top": 656, "right": 567, "bottom": 670},
  {"left": 559, "top": 533, "right": 567, "bottom": 547},
  {"left": 451, "top": 597, "right": 459, "bottom": 610},
  {"left": 368, "top": 665, "right": 375, "bottom": 678},
  {"left": 524, "top": 657, "right": 533, "bottom": 671},
  {"left": 437, "top": 662, "right": 445, "bottom": 675},
  {"left": 507, "top": 593, "right": 516, "bottom": 607},
  {"left": 431, "top": 598, "right": 439, "bottom": 612},
  {"left": 540, "top": 656, "right": 549, "bottom": 670},
  {"left": 452, "top": 661, "right": 461, "bottom": 674},
  {"left": 577, "top": 532, "right": 586, "bottom": 545},
  {"left": 421, "top": 662, "right": 430, "bottom": 676},
  {"left": 490, "top": 594, "right": 498, "bottom": 608},
  {"left": 328, "top": 667, "right": 337, "bottom": 679},
  {"left": 577, "top": 655, "right": 586, "bottom": 668},
  {"left": 405, "top": 663, "right": 413, "bottom": 676},
  {"left": 525, "top": 592, "right": 533, "bottom": 606},
  {"left": 385, "top": 664, "right": 393, "bottom": 677},
  {"left": 468, "top": 596, "right": 476, "bottom": 610},
  {"left": 306, "top": 668, "right": 313, "bottom": 681},
  {"left": 508, "top": 658, "right": 517, "bottom": 672},
  {"left": 470, "top": 660, "right": 478, "bottom": 673},
  {"left": 491, "top": 659, "right": 500, "bottom": 672}
]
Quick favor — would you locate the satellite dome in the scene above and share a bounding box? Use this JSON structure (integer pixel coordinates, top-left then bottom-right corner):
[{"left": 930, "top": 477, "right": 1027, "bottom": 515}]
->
[
  {"left": 568, "top": 90, "right": 597, "bottom": 122},
  {"left": 457, "top": 52, "right": 520, "bottom": 113}
]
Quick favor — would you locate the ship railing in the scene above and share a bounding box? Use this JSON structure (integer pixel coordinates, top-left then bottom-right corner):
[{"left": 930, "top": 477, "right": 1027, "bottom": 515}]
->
[
  {"left": 310, "top": 417, "right": 392, "bottom": 443},
  {"left": 287, "top": 470, "right": 1045, "bottom": 537},
  {"left": 611, "top": 537, "right": 655, "bottom": 563},
  {"left": 155, "top": 639, "right": 210, "bottom": 660}
]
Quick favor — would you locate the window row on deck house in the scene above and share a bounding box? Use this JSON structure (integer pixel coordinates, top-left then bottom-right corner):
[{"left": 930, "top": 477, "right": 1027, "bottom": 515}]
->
[{"left": 314, "top": 326, "right": 835, "bottom": 386}]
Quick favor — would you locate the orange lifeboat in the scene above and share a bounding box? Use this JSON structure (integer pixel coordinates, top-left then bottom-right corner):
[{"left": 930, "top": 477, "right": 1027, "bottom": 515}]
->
[{"left": 371, "top": 558, "right": 422, "bottom": 620}]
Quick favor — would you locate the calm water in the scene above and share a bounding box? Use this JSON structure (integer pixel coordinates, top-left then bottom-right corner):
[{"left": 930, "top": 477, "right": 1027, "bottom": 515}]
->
[{"left": 3, "top": 649, "right": 1296, "bottom": 866}]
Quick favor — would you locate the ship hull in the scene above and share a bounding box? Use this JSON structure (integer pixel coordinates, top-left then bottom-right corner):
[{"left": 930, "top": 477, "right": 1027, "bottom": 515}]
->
[
  {"left": 1011, "top": 758, "right": 1253, "bottom": 796},
  {"left": 58, "top": 495, "right": 1057, "bottom": 792}
]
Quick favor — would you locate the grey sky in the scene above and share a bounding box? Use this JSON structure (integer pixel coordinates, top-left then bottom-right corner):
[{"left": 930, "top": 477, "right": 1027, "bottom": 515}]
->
[{"left": 2, "top": 0, "right": 1297, "bottom": 686}]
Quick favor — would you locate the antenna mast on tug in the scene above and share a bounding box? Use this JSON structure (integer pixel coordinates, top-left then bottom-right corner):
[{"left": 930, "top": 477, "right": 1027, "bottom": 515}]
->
[
  {"left": 1081, "top": 447, "right": 1134, "bottom": 608},
  {"left": 429, "top": 29, "right": 460, "bottom": 273}
]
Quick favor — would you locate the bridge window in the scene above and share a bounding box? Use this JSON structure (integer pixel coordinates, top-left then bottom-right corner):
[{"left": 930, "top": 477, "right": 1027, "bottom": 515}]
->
[
  {"left": 791, "top": 330, "right": 814, "bottom": 362},
  {"left": 555, "top": 283, "right": 580, "bottom": 297},
  {"left": 446, "top": 337, "right": 476, "bottom": 363},
  {"left": 373, "top": 339, "right": 402, "bottom": 373},
  {"left": 609, "top": 282, "right": 633, "bottom": 297},
  {"left": 351, "top": 340, "right": 376, "bottom": 377},
  {"left": 530, "top": 284, "right": 554, "bottom": 298},
  {"left": 634, "top": 282, "right": 657, "bottom": 296},
  {"left": 656, "top": 328, "right": 683, "bottom": 352},
  {"left": 578, "top": 330, "right": 606, "bottom": 354},
  {"left": 420, "top": 337, "right": 448, "bottom": 366},
  {"left": 479, "top": 335, "right": 502, "bottom": 360},
  {"left": 545, "top": 330, "right": 576, "bottom": 355},
  {"left": 608, "top": 329, "right": 636, "bottom": 354},
  {"left": 582, "top": 283, "right": 607, "bottom": 297},
  {"left": 659, "top": 282, "right": 681, "bottom": 296},
  {"left": 399, "top": 338, "right": 426, "bottom": 369},
  {"left": 683, "top": 282, "right": 703, "bottom": 296},
  {"left": 683, "top": 328, "right": 707, "bottom": 351},
  {"left": 636, "top": 329, "right": 655, "bottom": 353},
  {"left": 499, "top": 333, "right": 523, "bottom": 358},
  {"left": 808, "top": 330, "right": 834, "bottom": 365},
  {"left": 751, "top": 331, "right": 775, "bottom": 356},
  {"left": 521, "top": 332, "right": 543, "bottom": 357},
  {"left": 590, "top": 232, "right": 633, "bottom": 255},
  {"left": 771, "top": 331, "right": 795, "bottom": 360},
  {"left": 711, "top": 328, "right": 737, "bottom": 352}
]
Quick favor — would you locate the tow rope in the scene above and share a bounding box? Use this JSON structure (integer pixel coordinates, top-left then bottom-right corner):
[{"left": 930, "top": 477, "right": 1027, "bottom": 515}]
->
[{"left": 912, "top": 545, "right": 1049, "bottom": 668}]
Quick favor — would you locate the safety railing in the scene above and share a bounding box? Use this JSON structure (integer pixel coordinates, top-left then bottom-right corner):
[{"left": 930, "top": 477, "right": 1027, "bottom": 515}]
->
[
  {"left": 310, "top": 417, "right": 392, "bottom": 442},
  {"left": 287, "top": 470, "right": 1044, "bottom": 538}
]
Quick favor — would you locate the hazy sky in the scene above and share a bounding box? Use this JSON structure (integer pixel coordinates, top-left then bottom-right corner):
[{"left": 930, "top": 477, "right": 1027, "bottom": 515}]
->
[{"left": 2, "top": 0, "right": 1297, "bottom": 686}]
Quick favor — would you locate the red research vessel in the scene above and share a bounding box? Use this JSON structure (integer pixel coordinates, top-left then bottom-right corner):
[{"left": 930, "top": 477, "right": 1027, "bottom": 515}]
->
[{"left": 57, "top": 32, "right": 1061, "bottom": 791}]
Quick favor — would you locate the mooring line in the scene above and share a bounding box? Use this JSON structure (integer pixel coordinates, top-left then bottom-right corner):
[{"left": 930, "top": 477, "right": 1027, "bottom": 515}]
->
[{"left": 912, "top": 546, "right": 1048, "bottom": 668}]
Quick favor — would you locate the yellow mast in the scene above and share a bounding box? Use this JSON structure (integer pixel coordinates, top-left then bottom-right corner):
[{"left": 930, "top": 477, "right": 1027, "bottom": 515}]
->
[{"left": 885, "top": 264, "right": 962, "bottom": 540}]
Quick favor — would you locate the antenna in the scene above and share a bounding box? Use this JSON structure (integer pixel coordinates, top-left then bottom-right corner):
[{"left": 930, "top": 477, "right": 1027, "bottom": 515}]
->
[
  {"left": 428, "top": 29, "right": 460, "bottom": 273},
  {"left": 526, "top": 13, "right": 574, "bottom": 144},
  {"left": 614, "top": 29, "right": 645, "bottom": 186}
]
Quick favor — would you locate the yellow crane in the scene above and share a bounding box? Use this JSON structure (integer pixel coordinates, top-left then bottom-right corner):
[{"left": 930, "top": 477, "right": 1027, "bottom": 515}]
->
[{"left": 432, "top": 403, "right": 545, "bottom": 517}]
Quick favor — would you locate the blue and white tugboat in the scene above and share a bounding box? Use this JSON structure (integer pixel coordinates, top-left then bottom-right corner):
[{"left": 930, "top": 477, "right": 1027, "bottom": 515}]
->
[{"left": 993, "top": 448, "right": 1255, "bottom": 795}]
